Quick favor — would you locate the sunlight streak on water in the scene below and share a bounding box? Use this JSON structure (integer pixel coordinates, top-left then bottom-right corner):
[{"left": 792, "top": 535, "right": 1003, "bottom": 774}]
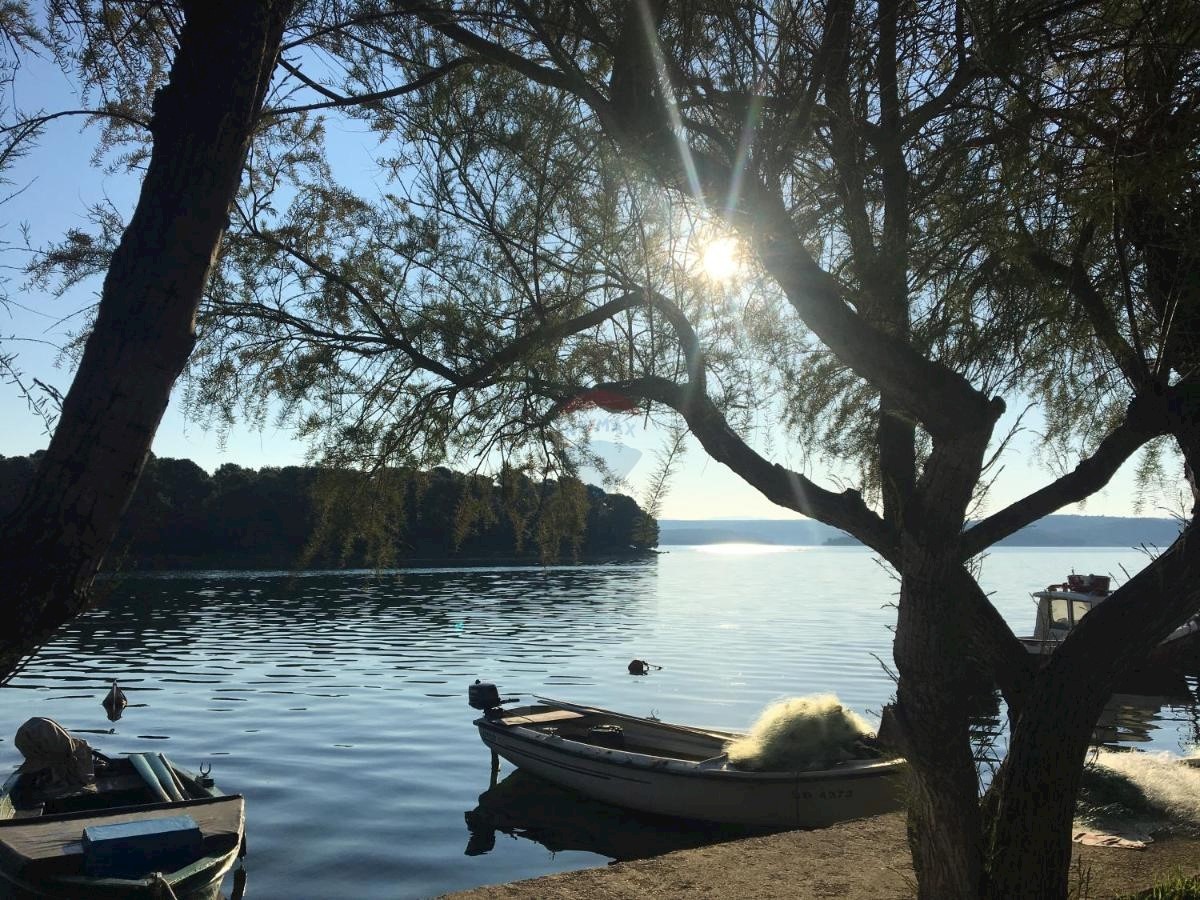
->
[{"left": 692, "top": 542, "right": 799, "bottom": 555}]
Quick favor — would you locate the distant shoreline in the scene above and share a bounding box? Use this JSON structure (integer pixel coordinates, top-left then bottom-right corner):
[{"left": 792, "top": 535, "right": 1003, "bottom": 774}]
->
[
  {"left": 657, "top": 541, "right": 1159, "bottom": 549},
  {"left": 104, "top": 548, "right": 659, "bottom": 574},
  {"left": 659, "top": 514, "right": 1181, "bottom": 549}
]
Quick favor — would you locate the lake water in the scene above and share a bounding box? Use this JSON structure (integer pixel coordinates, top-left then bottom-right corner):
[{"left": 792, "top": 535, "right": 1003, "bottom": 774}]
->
[{"left": 1, "top": 547, "right": 1197, "bottom": 898}]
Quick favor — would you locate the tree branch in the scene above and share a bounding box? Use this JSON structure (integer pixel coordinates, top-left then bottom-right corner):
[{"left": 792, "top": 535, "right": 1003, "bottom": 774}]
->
[
  {"left": 1025, "top": 240, "right": 1147, "bottom": 386},
  {"left": 456, "top": 288, "right": 704, "bottom": 390},
  {"left": 730, "top": 165, "right": 1003, "bottom": 439},
  {"left": 0, "top": 108, "right": 150, "bottom": 170},
  {"left": 1050, "top": 519, "right": 1200, "bottom": 691},
  {"left": 583, "top": 374, "right": 899, "bottom": 557},
  {"left": 960, "top": 396, "right": 1165, "bottom": 558},
  {"left": 268, "top": 56, "right": 478, "bottom": 118},
  {"left": 411, "top": 2, "right": 1003, "bottom": 441},
  {"left": 398, "top": 1, "right": 611, "bottom": 114}
]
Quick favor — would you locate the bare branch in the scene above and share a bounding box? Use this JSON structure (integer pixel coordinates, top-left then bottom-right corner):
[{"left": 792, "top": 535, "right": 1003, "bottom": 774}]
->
[
  {"left": 267, "top": 56, "right": 479, "bottom": 118},
  {"left": 961, "top": 396, "right": 1168, "bottom": 557}
]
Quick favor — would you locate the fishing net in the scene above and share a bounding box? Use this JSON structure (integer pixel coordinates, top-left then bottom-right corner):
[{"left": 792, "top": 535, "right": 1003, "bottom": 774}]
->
[{"left": 724, "top": 695, "right": 878, "bottom": 771}]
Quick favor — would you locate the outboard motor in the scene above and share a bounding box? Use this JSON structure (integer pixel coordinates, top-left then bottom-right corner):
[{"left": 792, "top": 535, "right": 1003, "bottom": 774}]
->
[{"left": 468, "top": 680, "right": 519, "bottom": 716}]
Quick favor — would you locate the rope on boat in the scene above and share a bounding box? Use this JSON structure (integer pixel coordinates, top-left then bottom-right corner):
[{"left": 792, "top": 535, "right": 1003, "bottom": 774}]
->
[{"left": 150, "top": 871, "right": 181, "bottom": 900}]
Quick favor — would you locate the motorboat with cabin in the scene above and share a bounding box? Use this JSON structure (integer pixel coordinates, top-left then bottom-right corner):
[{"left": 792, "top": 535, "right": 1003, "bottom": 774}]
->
[
  {"left": 1020, "top": 573, "right": 1200, "bottom": 656},
  {"left": 467, "top": 682, "right": 906, "bottom": 829}
]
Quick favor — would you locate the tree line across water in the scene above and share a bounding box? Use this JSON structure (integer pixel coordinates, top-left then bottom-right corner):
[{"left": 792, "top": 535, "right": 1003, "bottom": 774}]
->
[{"left": 0, "top": 453, "right": 657, "bottom": 570}]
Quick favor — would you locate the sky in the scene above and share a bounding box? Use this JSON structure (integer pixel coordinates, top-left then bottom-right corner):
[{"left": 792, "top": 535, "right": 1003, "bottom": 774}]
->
[{"left": 0, "top": 52, "right": 1182, "bottom": 522}]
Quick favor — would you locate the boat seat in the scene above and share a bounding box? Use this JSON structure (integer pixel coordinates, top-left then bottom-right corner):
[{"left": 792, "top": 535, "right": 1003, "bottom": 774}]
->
[{"left": 500, "top": 709, "right": 586, "bottom": 727}]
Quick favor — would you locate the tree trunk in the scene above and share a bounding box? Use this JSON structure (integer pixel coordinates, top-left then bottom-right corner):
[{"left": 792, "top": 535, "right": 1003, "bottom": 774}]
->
[
  {"left": 893, "top": 543, "right": 985, "bottom": 898},
  {"left": 0, "top": 0, "right": 294, "bottom": 681},
  {"left": 981, "top": 670, "right": 1106, "bottom": 898},
  {"left": 981, "top": 519, "right": 1200, "bottom": 897},
  {"left": 890, "top": 429, "right": 999, "bottom": 899}
]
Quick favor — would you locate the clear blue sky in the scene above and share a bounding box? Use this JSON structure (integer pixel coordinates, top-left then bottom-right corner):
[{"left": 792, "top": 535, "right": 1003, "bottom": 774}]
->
[{"left": 0, "top": 53, "right": 1180, "bottom": 521}]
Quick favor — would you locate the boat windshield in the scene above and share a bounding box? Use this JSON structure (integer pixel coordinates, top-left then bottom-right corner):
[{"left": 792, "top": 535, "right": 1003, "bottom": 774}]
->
[
  {"left": 1050, "top": 598, "right": 1071, "bottom": 629},
  {"left": 1071, "top": 600, "right": 1092, "bottom": 624}
]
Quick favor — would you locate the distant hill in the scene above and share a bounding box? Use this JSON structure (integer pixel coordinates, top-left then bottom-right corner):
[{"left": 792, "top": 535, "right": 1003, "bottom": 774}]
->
[
  {"left": 987, "top": 515, "right": 1181, "bottom": 547},
  {"left": 659, "top": 515, "right": 1181, "bottom": 548}
]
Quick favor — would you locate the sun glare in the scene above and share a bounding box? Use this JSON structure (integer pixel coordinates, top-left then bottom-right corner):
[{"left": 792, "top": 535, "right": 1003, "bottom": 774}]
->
[
  {"left": 695, "top": 542, "right": 794, "bottom": 556},
  {"left": 699, "top": 236, "right": 741, "bottom": 283}
]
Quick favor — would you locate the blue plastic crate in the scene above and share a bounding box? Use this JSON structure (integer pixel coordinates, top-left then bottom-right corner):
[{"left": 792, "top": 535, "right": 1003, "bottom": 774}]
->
[{"left": 82, "top": 815, "right": 202, "bottom": 878}]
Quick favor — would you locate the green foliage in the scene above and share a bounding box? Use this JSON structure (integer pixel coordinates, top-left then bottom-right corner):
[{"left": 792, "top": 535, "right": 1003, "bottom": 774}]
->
[
  {"left": 974, "top": 0, "right": 1200, "bottom": 482},
  {"left": 0, "top": 3, "right": 44, "bottom": 55},
  {"left": 497, "top": 463, "right": 534, "bottom": 553},
  {"left": 534, "top": 475, "right": 588, "bottom": 564},
  {"left": 0, "top": 452, "right": 656, "bottom": 568},
  {"left": 170, "top": 24, "right": 756, "bottom": 486},
  {"left": 44, "top": 1, "right": 180, "bottom": 168},
  {"left": 303, "top": 464, "right": 408, "bottom": 569}
]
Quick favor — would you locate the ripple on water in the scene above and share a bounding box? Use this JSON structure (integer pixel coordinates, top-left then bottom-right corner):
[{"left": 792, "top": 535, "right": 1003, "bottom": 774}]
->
[{"left": 0, "top": 549, "right": 1195, "bottom": 898}]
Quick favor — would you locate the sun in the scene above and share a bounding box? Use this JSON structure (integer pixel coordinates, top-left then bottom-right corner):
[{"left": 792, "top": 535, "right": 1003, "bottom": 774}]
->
[{"left": 699, "top": 236, "right": 741, "bottom": 282}]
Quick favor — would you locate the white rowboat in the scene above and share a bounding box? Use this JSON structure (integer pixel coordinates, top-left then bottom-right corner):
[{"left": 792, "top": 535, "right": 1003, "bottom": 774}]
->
[{"left": 471, "top": 691, "right": 905, "bottom": 829}]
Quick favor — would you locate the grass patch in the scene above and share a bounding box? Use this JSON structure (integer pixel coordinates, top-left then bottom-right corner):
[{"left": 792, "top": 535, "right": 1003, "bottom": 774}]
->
[{"left": 1118, "top": 871, "right": 1200, "bottom": 899}]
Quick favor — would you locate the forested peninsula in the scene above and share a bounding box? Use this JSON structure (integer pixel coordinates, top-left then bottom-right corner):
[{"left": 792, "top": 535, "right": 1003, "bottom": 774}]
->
[{"left": 0, "top": 454, "right": 658, "bottom": 570}]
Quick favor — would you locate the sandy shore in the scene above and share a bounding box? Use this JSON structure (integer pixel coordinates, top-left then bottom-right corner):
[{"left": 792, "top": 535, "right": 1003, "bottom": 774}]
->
[{"left": 443, "top": 812, "right": 1200, "bottom": 899}]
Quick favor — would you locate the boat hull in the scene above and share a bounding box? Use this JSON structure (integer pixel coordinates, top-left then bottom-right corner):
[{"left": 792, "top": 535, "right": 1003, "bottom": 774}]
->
[
  {"left": 0, "top": 843, "right": 238, "bottom": 899},
  {"left": 477, "top": 714, "right": 905, "bottom": 829},
  {"left": 1021, "top": 618, "right": 1200, "bottom": 657}
]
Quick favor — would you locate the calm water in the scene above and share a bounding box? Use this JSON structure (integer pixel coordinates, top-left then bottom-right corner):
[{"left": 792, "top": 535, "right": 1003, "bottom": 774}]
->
[{"left": 1, "top": 547, "right": 1196, "bottom": 898}]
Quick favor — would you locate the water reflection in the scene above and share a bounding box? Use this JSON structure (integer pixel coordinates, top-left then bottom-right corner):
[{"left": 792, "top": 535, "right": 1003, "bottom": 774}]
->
[
  {"left": 14, "top": 566, "right": 661, "bottom": 712},
  {"left": 967, "top": 676, "right": 1200, "bottom": 784},
  {"left": 1096, "top": 682, "right": 1200, "bottom": 751},
  {"left": 465, "top": 769, "right": 770, "bottom": 860},
  {"left": 0, "top": 564, "right": 664, "bottom": 899},
  {"left": 102, "top": 681, "right": 127, "bottom": 721}
]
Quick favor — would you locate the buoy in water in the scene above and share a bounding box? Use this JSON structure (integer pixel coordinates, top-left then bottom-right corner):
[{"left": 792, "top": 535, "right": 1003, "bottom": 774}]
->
[{"left": 102, "top": 681, "right": 127, "bottom": 721}]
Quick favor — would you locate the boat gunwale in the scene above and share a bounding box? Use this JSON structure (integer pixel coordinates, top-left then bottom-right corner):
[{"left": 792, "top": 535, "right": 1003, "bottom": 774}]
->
[
  {"left": 0, "top": 792, "right": 245, "bottom": 828},
  {"left": 1032, "top": 588, "right": 1109, "bottom": 602},
  {"left": 476, "top": 715, "right": 905, "bottom": 784}
]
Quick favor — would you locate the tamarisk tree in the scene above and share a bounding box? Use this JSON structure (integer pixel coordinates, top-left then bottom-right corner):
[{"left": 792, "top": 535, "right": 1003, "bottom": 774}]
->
[
  {"left": 243, "top": 2, "right": 1194, "bottom": 896},
  {"left": 426, "top": 3, "right": 1198, "bottom": 896}
]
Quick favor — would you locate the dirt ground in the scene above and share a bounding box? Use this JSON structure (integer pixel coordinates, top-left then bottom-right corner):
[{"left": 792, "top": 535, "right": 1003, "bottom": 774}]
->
[{"left": 443, "top": 812, "right": 1200, "bottom": 900}]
